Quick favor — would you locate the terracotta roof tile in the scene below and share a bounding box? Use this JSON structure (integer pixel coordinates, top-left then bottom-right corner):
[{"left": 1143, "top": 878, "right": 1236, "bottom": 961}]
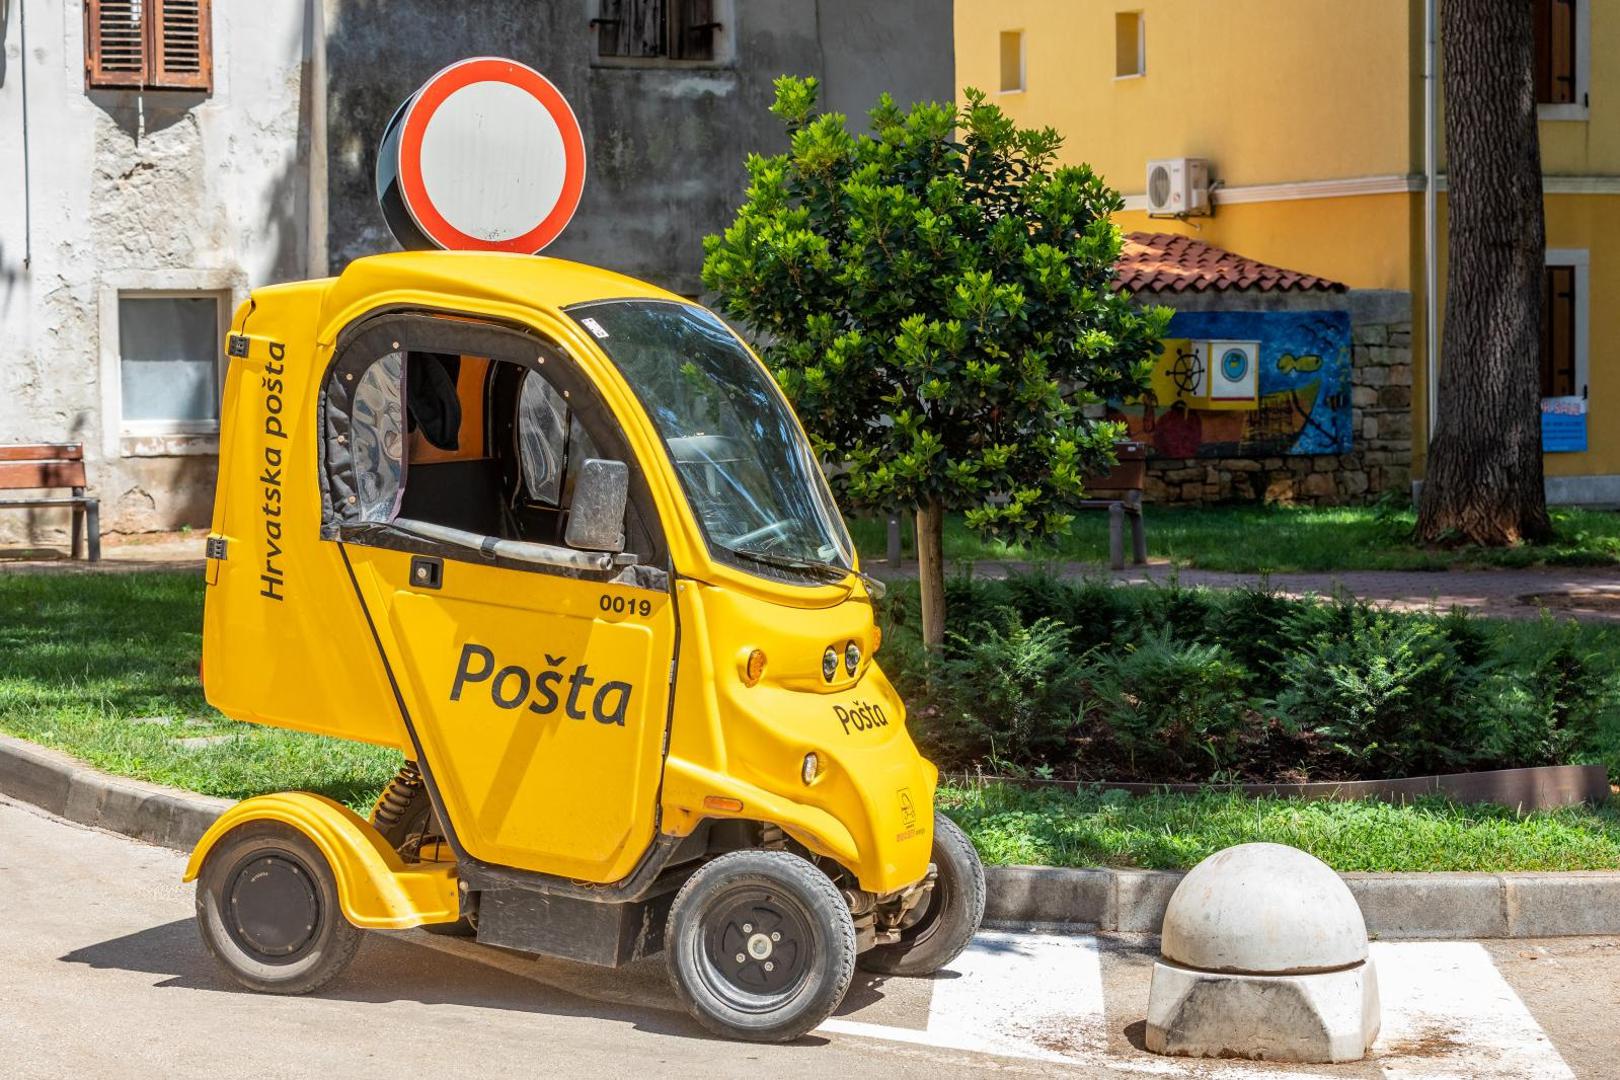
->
[{"left": 1113, "top": 231, "right": 1348, "bottom": 295}]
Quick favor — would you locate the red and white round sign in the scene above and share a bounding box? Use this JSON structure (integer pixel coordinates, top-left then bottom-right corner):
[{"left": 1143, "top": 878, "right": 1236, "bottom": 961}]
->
[{"left": 380, "top": 57, "right": 586, "bottom": 254}]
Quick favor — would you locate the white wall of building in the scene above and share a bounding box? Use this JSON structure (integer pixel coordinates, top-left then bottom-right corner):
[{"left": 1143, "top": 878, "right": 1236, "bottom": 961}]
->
[{"left": 0, "top": 0, "right": 312, "bottom": 543}]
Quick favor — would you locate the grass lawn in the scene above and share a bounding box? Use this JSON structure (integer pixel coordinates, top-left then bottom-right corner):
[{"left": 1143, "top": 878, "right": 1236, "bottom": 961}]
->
[
  {"left": 849, "top": 504, "right": 1620, "bottom": 573},
  {"left": 0, "top": 571, "right": 399, "bottom": 812},
  {"left": 1, "top": 569, "right": 1615, "bottom": 872},
  {"left": 942, "top": 782, "right": 1620, "bottom": 873}
]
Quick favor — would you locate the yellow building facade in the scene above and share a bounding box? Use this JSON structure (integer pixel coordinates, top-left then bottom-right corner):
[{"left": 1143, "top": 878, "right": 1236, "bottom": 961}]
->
[{"left": 956, "top": 0, "right": 1618, "bottom": 502}]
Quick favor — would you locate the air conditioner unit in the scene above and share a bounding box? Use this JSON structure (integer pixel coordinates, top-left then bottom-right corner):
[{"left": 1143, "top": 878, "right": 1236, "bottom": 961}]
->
[{"left": 1145, "top": 157, "right": 1212, "bottom": 216}]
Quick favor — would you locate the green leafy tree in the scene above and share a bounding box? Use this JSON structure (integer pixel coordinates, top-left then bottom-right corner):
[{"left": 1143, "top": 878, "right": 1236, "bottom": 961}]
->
[{"left": 702, "top": 77, "right": 1168, "bottom": 647}]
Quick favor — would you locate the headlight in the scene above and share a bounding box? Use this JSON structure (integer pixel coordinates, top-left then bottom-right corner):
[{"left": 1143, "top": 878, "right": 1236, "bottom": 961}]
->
[
  {"left": 844, "top": 641, "right": 861, "bottom": 675},
  {"left": 801, "top": 752, "right": 819, "bottom": 785},
  {"left": 822, "top": 647, "right": 839, "bottom": 682}
]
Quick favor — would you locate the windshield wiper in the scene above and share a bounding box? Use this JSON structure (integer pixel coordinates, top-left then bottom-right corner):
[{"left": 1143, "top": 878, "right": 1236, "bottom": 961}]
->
[{"left": 721, "top": 544, "right": 887, "bottom": 600}]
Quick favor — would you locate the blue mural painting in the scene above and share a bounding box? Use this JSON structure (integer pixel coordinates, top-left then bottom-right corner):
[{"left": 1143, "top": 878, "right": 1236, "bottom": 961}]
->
[{"left": 1108, "top": 309, "right": 1354, "bottom": 458}]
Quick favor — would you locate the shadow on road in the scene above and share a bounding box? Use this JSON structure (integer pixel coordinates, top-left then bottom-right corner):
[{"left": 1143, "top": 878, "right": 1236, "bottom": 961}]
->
[{"left": 57, "top": 917, "right": 829, "bottom": 1045}]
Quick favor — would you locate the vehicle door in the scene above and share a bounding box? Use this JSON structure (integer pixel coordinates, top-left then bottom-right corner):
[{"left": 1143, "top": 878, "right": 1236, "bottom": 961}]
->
[{"left": 322, "top": 312, "right": 674, "bottom": 884}]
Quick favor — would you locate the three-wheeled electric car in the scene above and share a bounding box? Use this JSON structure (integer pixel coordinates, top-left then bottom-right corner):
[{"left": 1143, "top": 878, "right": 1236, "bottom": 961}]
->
[{"left": 186, "top": 250, "right": 985, "bottom": 1041}]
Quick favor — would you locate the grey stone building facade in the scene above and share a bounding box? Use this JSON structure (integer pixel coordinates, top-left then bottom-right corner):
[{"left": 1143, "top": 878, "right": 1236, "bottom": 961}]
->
[{"left": 0, "top": 0, "right": 954, "bottom": 545}]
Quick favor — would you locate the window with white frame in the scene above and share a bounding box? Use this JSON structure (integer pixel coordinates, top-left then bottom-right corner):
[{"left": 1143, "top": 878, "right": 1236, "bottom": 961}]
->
[
  {"left": 1115, "top": 12, "right": 1145, "bottom": 79},
  {"left": 1534, "top": 0, "right": 1589, "bottom": 119},
  {"left": 999, "top": 30, "right": 1024, "bottom": 93},
  {"left": 1541, "top": 250, "right": 1589, "bottom": 399},
  {"left": 117, "top": 294, "right": 222, "bottom": 426}
]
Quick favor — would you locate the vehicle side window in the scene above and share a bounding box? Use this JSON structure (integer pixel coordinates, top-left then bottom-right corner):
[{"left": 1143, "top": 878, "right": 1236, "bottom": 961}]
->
[
  {"left": 518, "top": 371, "right": 568, "bottom": 505},
  {"left": 323, "top": 314, "right": 668, "bottom": 580},
  {"left": 351, "top": 351, "right": 405, "bottom": 523}
]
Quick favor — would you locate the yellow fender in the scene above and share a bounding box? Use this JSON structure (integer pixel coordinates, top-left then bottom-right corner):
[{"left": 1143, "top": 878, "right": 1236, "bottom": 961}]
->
[{"left": 184, "top": 792, "right": 461, "bottom": 930}]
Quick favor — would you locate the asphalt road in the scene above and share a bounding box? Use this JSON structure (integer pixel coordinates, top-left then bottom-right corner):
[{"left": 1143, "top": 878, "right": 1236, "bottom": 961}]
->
[{"left": 3, "top": 796, "right": 1615, "bottom": 1079}]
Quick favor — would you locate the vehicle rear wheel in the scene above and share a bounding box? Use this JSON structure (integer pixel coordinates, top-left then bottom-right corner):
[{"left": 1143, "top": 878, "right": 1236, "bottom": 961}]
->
[
  {"left": 665, "top": 849, "right": 856, "bottom": 1043},
  {"left": 371, "top": 768, "right": 473, "bottom": 936},
  {"left": 858, "top": 812, "right": 984, "bottom": 976},
  {"left": 195, "top": 821, "right": 363, "bottom": 994}
]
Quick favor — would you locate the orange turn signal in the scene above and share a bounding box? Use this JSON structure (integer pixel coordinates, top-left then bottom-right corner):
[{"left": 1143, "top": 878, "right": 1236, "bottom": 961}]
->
[
  {"left": 872, "top": 626, "right": 882, "bottom": 652},
  {"left": 742, "top": 648, "right": 767, "bottom": 687},
  {"left": 703, "top": 796, "right": 744, "bottom": 813}
]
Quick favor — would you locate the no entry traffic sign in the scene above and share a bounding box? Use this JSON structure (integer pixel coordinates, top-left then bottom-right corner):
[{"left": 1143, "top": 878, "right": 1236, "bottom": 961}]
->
[{"left": 376, "top": 57, "right": 586, "bottom": 254}]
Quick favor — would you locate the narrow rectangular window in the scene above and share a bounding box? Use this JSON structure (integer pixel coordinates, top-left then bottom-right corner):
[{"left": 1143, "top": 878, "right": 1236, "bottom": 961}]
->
[
  {"left": 85, "top": 0, "right": 212, "bottom": 92},
  {"left": 1115, "top": 12, "right": 1144, "bottom": 78},
  {"left": 1533, "top": 0, "right": 1577, "bottom": 105},
  {"left": 1540, "top": 265, "right": 1578, "bottom": 398},
  {"left": 118, "top": 295, "right": 222, "bottom": 423},
  {"left": 999, "top": 30, "right": 1024, "bottom": 93}
]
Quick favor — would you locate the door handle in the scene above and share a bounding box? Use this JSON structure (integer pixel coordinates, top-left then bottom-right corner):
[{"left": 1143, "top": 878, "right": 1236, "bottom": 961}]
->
[{"left": 410, "top": 555, "right": 444, "bottom": 590}]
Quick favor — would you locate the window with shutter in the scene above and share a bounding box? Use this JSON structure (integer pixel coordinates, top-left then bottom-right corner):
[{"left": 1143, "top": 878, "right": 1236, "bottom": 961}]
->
[
  {"left": 1533, "top": 0, "right": 1577, "bottom": 106},
  {"left": 1540, "top": 265, "right": 1578, "bottom": 398},
  {"left": 593, "top": 0, "right": 722, "bottom": 63},
  {"left": 150, "top": 0, "right": 212, "bottom": 91},
  {"left": 86, "top": 0, "right": 146, "bottom": 88},
  {"left": 84, "top": 0, "right": 212, "bottom": 93}
]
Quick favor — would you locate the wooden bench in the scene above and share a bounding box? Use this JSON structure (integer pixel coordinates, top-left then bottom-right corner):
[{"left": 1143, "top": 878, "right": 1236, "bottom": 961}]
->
[
  {"left": 1081, "top": 440, "right": 1147, "bottom": 570},
  {"left": 877, "top": 441, "right": 1150, "bottom": 571},
  {"left": 0, "top": 445, "right": 100, "bottom": 561}
]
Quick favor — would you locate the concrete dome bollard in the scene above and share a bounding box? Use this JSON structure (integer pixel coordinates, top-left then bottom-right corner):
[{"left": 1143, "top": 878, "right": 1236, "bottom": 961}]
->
[{"left": 1145, "top": 843, "right": 1380, "bottom": 1063}]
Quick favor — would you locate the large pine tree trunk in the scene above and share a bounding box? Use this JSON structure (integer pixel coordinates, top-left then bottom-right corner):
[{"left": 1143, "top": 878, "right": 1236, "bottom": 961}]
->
[{"left": 1417, "top": 0, "right": 1552, "bottom": 545}]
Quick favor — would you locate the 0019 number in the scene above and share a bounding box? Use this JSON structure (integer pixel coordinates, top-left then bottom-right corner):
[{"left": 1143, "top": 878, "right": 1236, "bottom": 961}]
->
[{"left": 599, "top": 593, "right": 652, "bottom": 618}]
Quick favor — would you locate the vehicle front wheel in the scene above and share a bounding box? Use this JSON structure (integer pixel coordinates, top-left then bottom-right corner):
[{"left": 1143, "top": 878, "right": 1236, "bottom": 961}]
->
[
  {"left": 858, "top": 811, "right": 985, "bottom": 976},
  {"left": 665, "top": 849, "right": 856, "bottom": 1042},
  {"left": 195, "top": 821, "right": 363, "bottom": 994}
]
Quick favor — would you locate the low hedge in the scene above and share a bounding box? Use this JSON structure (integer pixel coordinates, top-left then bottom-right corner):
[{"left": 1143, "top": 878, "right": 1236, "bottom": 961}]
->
[{"left": 877, "top": 574, "right": 1620, "bottom": 785}]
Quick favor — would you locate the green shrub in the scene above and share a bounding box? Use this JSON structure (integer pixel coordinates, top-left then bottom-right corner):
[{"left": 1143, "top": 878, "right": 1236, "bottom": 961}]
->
[
  {"left": 1272, "top": 602, "right": 1486, "bottom": 776},
  {"left": 874, "top": 572, "right": 1616, "bottom": 784},
  {"left": 1491, "top": 617, "right": 1617, "bottom": 767},
  {"left": 1090, "top": 632, "right": 1251, "bottom": 777},
  {"left": 1209, "top": 583, "right": 1297, "bottom": 690},
  {"left": 926, "top": 612, "right": 1089, "bottom": 770}
]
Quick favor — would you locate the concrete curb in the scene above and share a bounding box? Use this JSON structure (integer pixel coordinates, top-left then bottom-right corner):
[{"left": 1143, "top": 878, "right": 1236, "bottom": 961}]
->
[
  {"left": 0, "top": 734, "right": 232, "bottom": 851},
  {"left": 986, "top": 864, "right": 1620, "bottom": 939},
  {"left": 4, "top": 734, "right": 1618, "bottom": 939}
]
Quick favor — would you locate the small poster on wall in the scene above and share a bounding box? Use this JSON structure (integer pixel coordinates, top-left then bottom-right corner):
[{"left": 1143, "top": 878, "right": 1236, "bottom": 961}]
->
[{"left": 1541, "top": 396, "right": 1588, "bottom": 453}]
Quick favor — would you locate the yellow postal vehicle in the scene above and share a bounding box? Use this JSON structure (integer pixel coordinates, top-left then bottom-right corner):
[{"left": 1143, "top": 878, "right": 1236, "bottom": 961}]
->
[{"left": 186, "top": 250, "right": 985, "bottom": 1041}]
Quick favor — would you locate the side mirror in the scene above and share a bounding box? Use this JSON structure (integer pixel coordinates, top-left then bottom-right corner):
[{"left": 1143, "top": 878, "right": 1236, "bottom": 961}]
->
[{"left": 566, "top": 459, "right": 629, "bottom": 554}]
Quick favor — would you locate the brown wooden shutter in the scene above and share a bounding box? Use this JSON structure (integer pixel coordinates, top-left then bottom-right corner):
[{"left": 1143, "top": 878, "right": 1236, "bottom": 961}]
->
[
  {"left": 671, "top": 0, "right": 718, "bottom": 61},
  {"left": 85, "top": 0, "right": 147, "bottom": 89},
  {"left": 596, "top": 0, "right": 666, "bottom": 58},
  {"left": 148, "top": 0, "right": 212, "bottom": 91},
  {"left": 1533, "top": 0, "right": 1577, "bottom": 105},
  {"left": 1540, "top": 265, "right": 1577, "bottom": 398}
]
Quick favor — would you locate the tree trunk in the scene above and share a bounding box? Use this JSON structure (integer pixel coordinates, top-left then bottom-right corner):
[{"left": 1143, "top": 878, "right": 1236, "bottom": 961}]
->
[
  {"left": 915, "top": 500, "right": 946, "bottom": 650},
  {"left": 1417, "top": 0, "right": 1552, "bottom": 545}
]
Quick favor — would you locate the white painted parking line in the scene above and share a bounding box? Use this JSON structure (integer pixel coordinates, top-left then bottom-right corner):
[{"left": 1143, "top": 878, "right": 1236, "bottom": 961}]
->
[
  {"left": 414, "top": 925, "right": 1579, "bottom": 1077},
  {"left": 1373, "top": 941, "right": 1575, "bottom": 1080},
  {"left": 822, "top": 931, "right": 1106, "bottom": 1063}
]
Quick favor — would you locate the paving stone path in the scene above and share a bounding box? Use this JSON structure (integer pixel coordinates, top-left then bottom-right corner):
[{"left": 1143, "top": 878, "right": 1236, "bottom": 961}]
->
[{"left": 4, "top": 533, "right": 1616, "bottom": 621}]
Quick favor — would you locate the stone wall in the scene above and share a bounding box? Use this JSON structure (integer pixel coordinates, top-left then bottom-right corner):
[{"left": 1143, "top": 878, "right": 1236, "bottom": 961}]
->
[{"left": 1141, "top": 290, "right": 1414, "bottom": 506}]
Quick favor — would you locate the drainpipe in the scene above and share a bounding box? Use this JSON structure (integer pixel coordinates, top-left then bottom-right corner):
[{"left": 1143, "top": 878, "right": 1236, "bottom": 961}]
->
[
  {"left": 1423, "top": 0, "right": 1439, "bottom": 450},
  {"left": 305, "top": 0, "right": 328, "bottom": 279},
  {"left": 19, "top": 0, "right": 32, "bottom": 268}
]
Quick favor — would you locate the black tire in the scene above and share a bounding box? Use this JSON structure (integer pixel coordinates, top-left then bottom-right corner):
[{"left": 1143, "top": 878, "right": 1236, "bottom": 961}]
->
[
  {"left": 665, "top": 849, "right": 856, "bottom": 1043},
  {"left": 195, "top": 821, "right": 363, "bottom": 995},
  {"left": 371, "top": 781, "right": 474, "bottom": 937},
  {"left": 858, "top": 812, "right": 985, "bottom": 976}
]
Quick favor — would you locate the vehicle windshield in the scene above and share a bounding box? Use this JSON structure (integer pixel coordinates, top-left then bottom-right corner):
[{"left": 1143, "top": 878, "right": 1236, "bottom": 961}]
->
[{"left": 565, "top": 300, "right": 855, "bottom": 580}]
